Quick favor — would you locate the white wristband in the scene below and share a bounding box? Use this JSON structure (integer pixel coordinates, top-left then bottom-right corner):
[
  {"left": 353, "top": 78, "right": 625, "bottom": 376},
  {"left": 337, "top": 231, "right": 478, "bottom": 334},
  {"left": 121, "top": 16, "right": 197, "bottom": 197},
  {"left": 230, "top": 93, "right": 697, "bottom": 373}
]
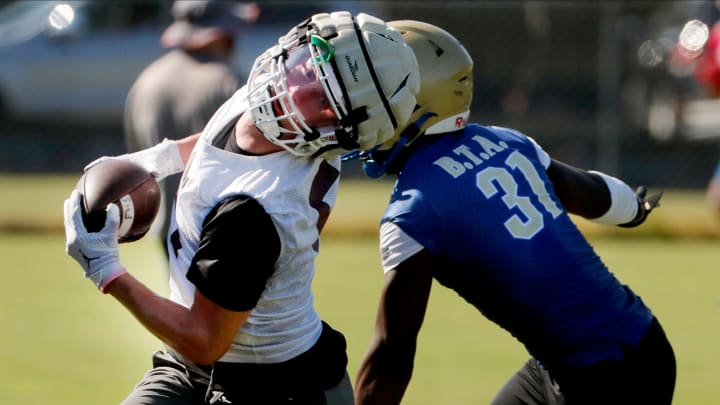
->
[
  {"left": 588, "top": 171, "right": 638, "bottom": 225},
  {"left": 126, "top": 138, "right": 184, "bottom": 181}
]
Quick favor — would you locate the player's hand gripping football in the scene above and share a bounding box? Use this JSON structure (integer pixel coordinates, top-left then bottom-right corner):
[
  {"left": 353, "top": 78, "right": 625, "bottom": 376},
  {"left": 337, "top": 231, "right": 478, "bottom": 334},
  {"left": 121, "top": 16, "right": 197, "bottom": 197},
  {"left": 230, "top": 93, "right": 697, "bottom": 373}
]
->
[
  {"left": 84, "top": 138, "right": 184, "bottom": 182},
  {"left": 618, "top": 186, "right": 663, "bottom": 228},
  {"left": 64, "top": 190, "right": 126, "bottom": 292}
]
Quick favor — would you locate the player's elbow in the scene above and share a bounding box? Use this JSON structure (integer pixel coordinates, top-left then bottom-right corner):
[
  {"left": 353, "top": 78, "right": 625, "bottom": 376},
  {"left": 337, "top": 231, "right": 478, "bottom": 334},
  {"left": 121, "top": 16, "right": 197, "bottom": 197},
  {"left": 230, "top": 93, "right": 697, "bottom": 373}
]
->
[
  {"left": 188, "top": 346, "right": 226, "bottom": 366},
  {"left": 173, "top": 334, "right": 232, "bottom": 366}
]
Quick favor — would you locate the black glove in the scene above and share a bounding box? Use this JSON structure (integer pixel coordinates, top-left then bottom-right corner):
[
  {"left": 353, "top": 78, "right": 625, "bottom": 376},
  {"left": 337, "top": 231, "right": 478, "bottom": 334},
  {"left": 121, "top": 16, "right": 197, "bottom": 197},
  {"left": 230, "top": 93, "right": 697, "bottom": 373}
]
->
[{"left": 618, "top": 186, "right": 663, "bottom": 228}]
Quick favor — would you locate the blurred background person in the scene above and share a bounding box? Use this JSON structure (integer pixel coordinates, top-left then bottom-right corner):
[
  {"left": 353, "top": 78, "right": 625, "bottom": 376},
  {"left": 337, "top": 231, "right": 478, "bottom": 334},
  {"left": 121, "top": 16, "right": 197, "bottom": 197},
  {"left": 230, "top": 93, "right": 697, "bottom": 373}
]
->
[
  {"left": 707, "top": 164, "right": 720, "bottom": 220},
  {"left": 694, "top": 20, "right": 720, "bottom": 220},
  {"left": 124, "top": 0, "right": 260, "bottom": 261}
]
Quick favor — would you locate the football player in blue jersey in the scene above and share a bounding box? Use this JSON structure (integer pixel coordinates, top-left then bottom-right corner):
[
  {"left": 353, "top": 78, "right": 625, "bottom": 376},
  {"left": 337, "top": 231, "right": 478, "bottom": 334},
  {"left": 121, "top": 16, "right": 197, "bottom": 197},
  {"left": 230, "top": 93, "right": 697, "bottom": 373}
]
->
[{"left": 349, "top": 20, "right": 675, "bottom": 405}]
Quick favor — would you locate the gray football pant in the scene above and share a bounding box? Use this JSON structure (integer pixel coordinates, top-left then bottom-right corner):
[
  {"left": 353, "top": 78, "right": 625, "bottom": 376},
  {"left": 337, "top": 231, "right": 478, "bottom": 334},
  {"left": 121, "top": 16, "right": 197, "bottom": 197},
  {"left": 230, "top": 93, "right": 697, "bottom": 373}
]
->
[
  {"left": 490, "top": 358, "right": 564, "bottom": 405},
  {"left": 120, "top": 351, "right": 354, "bottom": 405}
]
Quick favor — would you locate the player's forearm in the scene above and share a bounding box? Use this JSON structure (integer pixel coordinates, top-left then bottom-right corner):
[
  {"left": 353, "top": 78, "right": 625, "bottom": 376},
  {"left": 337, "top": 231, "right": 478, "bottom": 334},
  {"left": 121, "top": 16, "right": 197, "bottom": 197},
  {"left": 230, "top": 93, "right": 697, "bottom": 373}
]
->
[
  {"left": 355, "top": 369, "right": 410, "bottom": 405},
  {"left": 547, "top": 159, "right": 647, "bottom": 225},
  {"left": 354, "top": 344, "right": 413, "bottom": 405},
  {"left": 546, "top": 159, "right": 611, "bottom": 218},
  {"left": 86, "top": 135, "right": 196, "bottom": 182},
  {"left": 104, "top": 272, "right": 221, "bottom": 365}
]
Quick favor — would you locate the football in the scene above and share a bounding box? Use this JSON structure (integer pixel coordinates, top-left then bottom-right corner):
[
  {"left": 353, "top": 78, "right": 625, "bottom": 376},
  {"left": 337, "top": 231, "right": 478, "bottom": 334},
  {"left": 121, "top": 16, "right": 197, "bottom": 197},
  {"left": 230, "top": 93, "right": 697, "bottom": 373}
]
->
[{"left": 76, "top": 159, "right": 161, "bottom": 243}]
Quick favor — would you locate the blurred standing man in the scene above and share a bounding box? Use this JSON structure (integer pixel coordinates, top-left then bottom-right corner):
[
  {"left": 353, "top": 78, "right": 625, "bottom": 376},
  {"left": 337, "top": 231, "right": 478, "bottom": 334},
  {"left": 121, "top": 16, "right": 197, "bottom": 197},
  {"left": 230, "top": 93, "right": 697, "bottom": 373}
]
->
[
  {"left": 124, "top": 0, "right": 260, "bottom": 260},
  {"left": 65, "top": 11, "right": 419, "bottom": 404},
  {"left": 694, "top": 20, "right": 720, "bottom": 221},
  {"left": 350, "top": 21, "right": 675, "bottom": 405},
  {"left": 707, "top": 164, "right": 720, "bottom": 219}
]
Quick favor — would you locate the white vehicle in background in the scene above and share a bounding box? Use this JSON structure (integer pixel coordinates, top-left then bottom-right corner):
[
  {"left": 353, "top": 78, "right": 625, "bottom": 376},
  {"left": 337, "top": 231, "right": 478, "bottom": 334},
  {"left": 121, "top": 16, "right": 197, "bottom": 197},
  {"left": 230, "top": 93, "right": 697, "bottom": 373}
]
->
[
  {"left": 0, "top": 0, "right": 337, "bottom": 126},
  {"left": 0, "top": 1, "right": 170, "bottom": 125}
]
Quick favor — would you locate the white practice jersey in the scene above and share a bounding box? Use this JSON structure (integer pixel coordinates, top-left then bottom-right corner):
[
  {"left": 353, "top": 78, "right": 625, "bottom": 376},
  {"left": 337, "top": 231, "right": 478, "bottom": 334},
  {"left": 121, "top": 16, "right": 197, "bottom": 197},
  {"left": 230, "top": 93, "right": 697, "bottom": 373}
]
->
[{"left": 166, "top": 86, "right": 341, "bottom": 364}]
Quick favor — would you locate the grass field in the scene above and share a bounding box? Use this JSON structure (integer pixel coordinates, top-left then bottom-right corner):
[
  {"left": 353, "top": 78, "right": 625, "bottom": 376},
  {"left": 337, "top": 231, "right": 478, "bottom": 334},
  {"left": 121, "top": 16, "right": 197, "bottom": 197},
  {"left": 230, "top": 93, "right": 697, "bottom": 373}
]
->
[{"left": 0, "top": 175, "right": 719, "bottom": 404}]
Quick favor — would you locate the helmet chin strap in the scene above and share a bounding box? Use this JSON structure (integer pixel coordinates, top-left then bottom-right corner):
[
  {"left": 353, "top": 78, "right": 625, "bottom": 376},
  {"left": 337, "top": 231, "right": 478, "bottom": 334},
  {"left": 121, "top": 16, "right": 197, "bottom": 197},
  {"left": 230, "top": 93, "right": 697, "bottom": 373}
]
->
[
  {"left": 342, "top": 112, "right": 436, "bottom": 178},
  {"left": 361, "top": 142, "right": 405, "bottom": 179}
]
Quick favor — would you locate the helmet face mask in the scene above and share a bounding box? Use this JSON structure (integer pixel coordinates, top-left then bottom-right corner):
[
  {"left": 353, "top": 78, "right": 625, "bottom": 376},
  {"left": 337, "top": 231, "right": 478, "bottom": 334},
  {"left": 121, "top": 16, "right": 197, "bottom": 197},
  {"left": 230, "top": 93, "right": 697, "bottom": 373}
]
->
[
  {"left": 247, "top": 40, "right": 346, "bottom": 156},
  {"left": 247, "top": 12, "right": 420, "bottom": 158}
]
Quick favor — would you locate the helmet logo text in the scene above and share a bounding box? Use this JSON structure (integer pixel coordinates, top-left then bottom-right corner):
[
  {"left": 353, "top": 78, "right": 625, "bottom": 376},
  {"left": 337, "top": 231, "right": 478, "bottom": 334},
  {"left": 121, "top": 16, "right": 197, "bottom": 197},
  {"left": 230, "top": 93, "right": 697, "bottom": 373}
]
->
[{"left": 345, "top": 55, "right": 360, "bottom": 82}]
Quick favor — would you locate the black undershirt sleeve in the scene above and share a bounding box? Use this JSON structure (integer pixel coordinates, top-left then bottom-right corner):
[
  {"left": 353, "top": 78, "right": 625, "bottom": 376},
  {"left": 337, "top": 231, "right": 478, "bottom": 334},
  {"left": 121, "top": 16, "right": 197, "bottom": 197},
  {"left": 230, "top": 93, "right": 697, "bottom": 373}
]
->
[
  {"left": 186, "top": 195, "right": 281, "bottom": 312},
  {"left": 546, "top": 158, "right": 612, "bottom": 219}
]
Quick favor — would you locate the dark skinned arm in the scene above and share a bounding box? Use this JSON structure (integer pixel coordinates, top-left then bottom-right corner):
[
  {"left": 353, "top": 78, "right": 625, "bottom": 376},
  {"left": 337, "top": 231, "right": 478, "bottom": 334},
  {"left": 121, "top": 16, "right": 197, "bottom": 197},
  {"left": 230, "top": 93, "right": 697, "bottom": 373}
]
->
[
  {"left": 546, "top": 158, "right": 611, "bottom": 219},
  {"left": 547, "top": 159, "right": 661, "bottom": 226},
  {"left": 355, "top": 249, "right": 434, "bottom": 405}
]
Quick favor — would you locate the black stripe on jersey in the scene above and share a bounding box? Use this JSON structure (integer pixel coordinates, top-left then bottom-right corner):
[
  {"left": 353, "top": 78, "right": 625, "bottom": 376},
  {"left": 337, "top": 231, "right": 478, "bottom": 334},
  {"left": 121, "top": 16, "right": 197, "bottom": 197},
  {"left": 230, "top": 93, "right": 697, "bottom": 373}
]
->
[
  {"left": 187, "top": 195, "right": 280, "bottom": 312},
  {"left": 309, "top": 160, "right": 339, "bottom": 235}
]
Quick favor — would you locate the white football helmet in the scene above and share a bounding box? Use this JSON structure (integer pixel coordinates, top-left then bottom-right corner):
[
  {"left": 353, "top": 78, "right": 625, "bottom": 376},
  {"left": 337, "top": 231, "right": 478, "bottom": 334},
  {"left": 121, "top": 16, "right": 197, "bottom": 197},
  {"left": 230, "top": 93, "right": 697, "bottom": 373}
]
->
[
  {"left": 246, "top": 11, "right": 420, "bottom": 158},
  {"left": 346, "top": 20, "right": 474, "bottom": 177}
]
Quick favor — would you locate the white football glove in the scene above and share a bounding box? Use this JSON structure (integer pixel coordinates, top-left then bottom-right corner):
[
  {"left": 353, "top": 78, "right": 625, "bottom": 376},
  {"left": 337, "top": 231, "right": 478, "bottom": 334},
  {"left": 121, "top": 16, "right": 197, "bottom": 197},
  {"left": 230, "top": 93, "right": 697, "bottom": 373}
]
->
[
  {"left": 84, "top": 138, "right": 184, "bottom": 182},
  {"left": 64, "top": 190, "right": 127, "bottom": 292}
]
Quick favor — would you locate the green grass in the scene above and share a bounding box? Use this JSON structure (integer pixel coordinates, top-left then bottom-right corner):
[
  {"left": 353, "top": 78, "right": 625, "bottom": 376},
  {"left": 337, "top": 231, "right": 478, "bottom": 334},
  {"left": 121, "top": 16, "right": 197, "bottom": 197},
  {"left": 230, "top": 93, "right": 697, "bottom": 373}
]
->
[
  {"left": 1, "top": 234, "right": 718, "bottom": 404},
  {"left": 0, "top": 233, "right": 168, "bottom": 404},
  {"left": 2, "top": 173, "right": 719, "bottom": 239},
  {"left": 1, "top": 175, "right": 719, "bottom": 403}
]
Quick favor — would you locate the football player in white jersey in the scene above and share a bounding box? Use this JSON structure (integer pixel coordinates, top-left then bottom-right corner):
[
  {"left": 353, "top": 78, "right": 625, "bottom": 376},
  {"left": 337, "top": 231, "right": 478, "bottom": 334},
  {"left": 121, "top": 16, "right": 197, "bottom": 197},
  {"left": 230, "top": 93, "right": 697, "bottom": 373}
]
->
[
  {"left": 64, "top": 11, "right": 419, "bottom": 404},
  {"left": 347, "top": 21, "right": 674, "bottom": 405}
]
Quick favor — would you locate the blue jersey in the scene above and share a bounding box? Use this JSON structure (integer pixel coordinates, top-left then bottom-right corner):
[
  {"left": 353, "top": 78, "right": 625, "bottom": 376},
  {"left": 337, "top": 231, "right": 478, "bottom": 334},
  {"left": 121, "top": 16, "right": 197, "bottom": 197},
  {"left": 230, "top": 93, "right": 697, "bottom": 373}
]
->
[{"left": 380, "top": 124, "right": 654, "bottom": 369}]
